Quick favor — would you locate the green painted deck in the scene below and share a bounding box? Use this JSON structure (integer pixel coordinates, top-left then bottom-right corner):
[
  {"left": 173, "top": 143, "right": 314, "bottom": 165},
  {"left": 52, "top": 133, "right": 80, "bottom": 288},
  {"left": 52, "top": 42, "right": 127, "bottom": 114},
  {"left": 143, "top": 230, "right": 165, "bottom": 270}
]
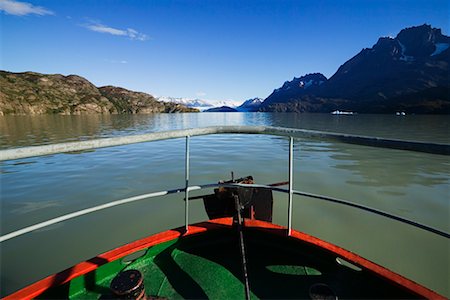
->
[{"left": 38, "top": 227, "right": 420, "bottom": 299}]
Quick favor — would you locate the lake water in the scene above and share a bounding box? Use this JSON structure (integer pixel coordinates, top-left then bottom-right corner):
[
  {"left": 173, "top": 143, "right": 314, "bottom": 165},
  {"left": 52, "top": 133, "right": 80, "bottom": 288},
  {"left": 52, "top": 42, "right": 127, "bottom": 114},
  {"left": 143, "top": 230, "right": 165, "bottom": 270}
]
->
[{"left": 0, "top": 113, "right": 449, "bottom": 297}]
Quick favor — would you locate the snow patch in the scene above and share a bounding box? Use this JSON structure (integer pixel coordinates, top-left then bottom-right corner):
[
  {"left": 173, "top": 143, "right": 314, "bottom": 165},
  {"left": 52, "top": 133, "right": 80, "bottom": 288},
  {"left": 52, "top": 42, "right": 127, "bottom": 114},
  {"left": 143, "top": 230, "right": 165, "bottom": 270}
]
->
[
  {"left": 244, "top": 98, "right": 262, "bottom": 105},
  {"left": 397, "top": 40, "right": 415, "bottom": 61},
  {"left": 431, "top": 43, "right": 450, "bottom": 56},
  {"left": 299, "top": 79, "right": 315, "bottom": 89}
]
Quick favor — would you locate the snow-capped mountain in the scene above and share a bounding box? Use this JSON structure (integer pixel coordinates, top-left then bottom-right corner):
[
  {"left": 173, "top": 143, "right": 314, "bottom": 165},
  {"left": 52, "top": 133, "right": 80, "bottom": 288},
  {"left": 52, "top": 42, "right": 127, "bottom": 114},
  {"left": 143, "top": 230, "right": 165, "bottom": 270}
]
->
[
  {"left": 157, "top": 96, "right": 242, "bottom": 111},
  {"left": 261, "top": 24, "right": 449, "bottom": 114},
  {"left": 211, "top": 100, "right": 242, "bottom": 108},
  {"left": 157, "top": 96, "right": 213, "bottom": 110},
  {"left": 237, "top": 98, "right": 263, "bottom": 112},
  {"left": 262, "top": 73, "right": 328, "bottom": 108}
]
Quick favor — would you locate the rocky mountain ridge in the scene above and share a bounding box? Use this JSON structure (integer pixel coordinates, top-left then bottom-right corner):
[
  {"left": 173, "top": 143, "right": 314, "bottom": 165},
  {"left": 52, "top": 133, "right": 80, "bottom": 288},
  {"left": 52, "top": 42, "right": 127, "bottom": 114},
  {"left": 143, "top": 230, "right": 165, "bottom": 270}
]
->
[
  {"left": 262, "top": 73, "right": 327, "bottom": 108},
  {"left": 0, "top": 71, "right": 198, "bottom": 115},
  {"left": 237, "top": 97, "right": 263, "bottom": 112},
  {"left": 261, "top": 24, "right": 450, "bottom": 114}
]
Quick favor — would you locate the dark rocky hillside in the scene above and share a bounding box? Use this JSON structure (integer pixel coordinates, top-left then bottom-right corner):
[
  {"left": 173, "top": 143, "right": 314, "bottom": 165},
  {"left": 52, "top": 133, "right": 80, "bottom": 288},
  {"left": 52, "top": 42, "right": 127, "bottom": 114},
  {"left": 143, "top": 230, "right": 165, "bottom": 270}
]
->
[
  {"left": 204, "top": 106, "right": 238, "bottom": 112},
  {"left": 99, "top": 86, "right": 197, "bottom": 113},
  {"left": 261, "top": 73, "right": 327, "bottom": 107},
  {"left": 0, "top": 71, "right": 198, "bottom": 115},
  {"left": 261, "top": 25, "right": 450, "bottom": 114}
]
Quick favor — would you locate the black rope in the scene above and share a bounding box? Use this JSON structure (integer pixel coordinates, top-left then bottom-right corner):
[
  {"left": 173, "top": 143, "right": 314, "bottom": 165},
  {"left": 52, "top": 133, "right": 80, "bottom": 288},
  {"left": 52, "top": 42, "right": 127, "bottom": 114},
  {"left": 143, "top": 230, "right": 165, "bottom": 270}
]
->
[{"left": 234, "top": 193, "right": 251, "bottom": 300}]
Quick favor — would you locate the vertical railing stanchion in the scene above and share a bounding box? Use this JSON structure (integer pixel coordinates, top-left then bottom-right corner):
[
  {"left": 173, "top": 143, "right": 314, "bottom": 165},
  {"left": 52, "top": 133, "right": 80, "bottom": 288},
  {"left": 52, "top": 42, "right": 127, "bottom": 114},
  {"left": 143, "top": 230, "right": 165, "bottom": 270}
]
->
[
  {"left": 288, "top": 136, "right": 294, "bottom": 236},
  {"left": 185, "top": 135, "right": 190, "bottom": 232}
]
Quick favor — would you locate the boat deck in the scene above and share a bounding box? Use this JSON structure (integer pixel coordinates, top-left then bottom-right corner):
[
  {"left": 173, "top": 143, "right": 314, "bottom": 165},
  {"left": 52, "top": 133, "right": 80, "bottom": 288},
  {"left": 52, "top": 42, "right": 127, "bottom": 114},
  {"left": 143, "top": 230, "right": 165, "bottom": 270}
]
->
[{"left": 37, "top": 224, "right": 420, "bottom": 299}]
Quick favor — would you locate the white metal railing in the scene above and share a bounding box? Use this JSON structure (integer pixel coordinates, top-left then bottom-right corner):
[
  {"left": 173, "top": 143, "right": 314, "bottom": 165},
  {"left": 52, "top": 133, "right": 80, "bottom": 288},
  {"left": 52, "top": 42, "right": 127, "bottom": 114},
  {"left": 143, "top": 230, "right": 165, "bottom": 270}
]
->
[
  {"left": 288, "top": 137, "right": 293, "bottom": 236},
  {"left": 1, "top": 126, "right": 449, "bottom": 243},
  {"left": 1, "top": 126, "right": 449, "bottom": 161},
  {"left": 185, "top": 136, "right": 190, "bottom": 232}
]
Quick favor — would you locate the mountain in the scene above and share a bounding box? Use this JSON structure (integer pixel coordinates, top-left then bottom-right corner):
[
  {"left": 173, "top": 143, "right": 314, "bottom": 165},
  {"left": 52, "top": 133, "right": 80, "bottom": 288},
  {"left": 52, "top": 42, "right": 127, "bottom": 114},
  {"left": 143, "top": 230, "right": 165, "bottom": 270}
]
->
[
  {"left": 212, "top": 100, "right": 242, "bottom": 108},
  {"left": 157, "top": 96, "right": 242, "bottom": 111},
  {"left": 204, "top": 106, "right": 238, "bottom": 112},
  {"left": 260, "top": 24, "right": 450, "bottom": 114},
  {"left": 203, "top": 97, "right": 263, "bottom": 112},
  {"left": 0, "top": 71, "right": 198, "bottom": 115},
  {"left": 157, "top": 96, "right": 214, "bottom": 111},
  {"left": 237, "top": 97, "right": 263, "bottom": 112},
  {"left": 261, "top": 74, "right": 327, "bottom": 108},
  {"left": 98, "top": 86, "right": 198, "bottom": 113}
]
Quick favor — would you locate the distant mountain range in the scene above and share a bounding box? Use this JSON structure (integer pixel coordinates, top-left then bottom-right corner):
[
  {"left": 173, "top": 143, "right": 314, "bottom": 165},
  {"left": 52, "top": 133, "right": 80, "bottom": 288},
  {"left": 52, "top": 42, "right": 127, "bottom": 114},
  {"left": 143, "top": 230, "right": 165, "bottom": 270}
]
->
[
  {"left": 157, "top": 96, "right": 242, "bottom": 111},
  {"left": 260, "top": 24, "right": 450, "bottom": 114},
  {"left": 0, "top": 71, "right": 198, "bottom": 115},
  {"left": 204, "top": 98, "right": 264, "bottom": 112}
]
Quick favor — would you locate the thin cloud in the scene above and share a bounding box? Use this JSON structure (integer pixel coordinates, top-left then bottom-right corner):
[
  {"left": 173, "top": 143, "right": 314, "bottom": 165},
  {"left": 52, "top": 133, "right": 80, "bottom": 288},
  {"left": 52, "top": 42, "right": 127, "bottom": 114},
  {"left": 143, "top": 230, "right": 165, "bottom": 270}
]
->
[
  {"left": 105, "top": 59, "right": 128, "bottom": 64},
  {"left": 85, "top": 22, "right": 148, "bottom": 41},
  {"left": 196, "top": 91, "right": 207, "bottom": 97},
  {"left": 0, "top": 0, "right": 53, "bottom": 16}
]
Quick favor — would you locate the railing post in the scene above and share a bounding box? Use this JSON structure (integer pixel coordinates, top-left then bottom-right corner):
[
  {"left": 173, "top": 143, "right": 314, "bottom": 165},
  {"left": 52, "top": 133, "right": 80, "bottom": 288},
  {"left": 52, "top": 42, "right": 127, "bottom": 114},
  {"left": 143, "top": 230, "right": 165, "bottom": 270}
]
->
[
  {"left": 288, "top": 136, "right": 293, "bottom": 236},
  {"left": 185, "top": 135, "right": 190, "bottom": 232}
]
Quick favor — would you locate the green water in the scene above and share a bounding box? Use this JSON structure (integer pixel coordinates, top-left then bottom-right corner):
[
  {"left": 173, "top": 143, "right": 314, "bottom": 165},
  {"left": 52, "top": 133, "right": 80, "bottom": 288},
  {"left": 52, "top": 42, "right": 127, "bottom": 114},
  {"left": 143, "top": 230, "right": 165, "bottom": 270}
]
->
[{"left": 0, "top": 113, "right": 449, "bottom": 297}]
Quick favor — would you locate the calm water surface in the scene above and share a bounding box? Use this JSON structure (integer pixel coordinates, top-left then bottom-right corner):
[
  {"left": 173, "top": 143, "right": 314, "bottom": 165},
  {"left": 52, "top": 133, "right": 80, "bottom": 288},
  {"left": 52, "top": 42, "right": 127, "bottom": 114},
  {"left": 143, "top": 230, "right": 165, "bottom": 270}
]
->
[{"left": 0, "top": 113, "right": 449, "bottom": 297}]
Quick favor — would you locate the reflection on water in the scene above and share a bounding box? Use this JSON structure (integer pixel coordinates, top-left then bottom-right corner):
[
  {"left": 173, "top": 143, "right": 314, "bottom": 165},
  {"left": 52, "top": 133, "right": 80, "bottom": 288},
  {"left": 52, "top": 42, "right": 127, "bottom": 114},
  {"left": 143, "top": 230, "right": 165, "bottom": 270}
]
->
[
  {"left": 0, "top": 113, "right": 449, "bottom": 297},
  {"left": 0, "top": 113, "right": 273, "bottom": 149},
  {"left": 293, "top": 139, "right": 449, "bottom": 229},
  {"left": 1, "top": 114, "right": 448, "bottom": 150},
  {"left": 330, "top": 144, "right": 450, "bottom": 188},
  {"left": 268, "top": 113, "right": 450, "bottom": 143},
  {"left": 10, "top": 200, "right": 62, "bottom": 215}
]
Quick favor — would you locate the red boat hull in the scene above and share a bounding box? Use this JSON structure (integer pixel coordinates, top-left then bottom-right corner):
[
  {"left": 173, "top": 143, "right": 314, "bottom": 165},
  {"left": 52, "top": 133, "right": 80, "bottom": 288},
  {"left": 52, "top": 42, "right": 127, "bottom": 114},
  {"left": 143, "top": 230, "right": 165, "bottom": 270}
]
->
[{"left": 4, "top": 218, "right": 445, "bottom": 299}]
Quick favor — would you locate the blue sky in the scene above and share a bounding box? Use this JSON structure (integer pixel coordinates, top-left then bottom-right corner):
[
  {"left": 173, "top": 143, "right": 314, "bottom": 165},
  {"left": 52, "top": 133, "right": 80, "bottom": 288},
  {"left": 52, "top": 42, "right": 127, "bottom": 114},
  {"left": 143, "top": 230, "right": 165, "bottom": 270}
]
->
[{"left": 1, "top": 0, "right": 449, "bottom": 102}]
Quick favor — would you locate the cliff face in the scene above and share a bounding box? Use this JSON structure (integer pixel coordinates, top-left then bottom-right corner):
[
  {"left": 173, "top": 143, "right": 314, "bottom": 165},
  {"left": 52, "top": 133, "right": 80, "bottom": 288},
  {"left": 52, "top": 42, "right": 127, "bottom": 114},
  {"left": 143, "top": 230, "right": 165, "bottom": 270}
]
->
[
  {"left": 98, "top": 86, "right": 198, "bottom": 113},
  {"left": 0, "top": 71, "right": 198, "bottom": 115},
  {"left": 262, "top": 73, "right": 327, "bottom": 108},
  {"left": 260, "top": 24, "right": 450, "bottom": 114}
]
